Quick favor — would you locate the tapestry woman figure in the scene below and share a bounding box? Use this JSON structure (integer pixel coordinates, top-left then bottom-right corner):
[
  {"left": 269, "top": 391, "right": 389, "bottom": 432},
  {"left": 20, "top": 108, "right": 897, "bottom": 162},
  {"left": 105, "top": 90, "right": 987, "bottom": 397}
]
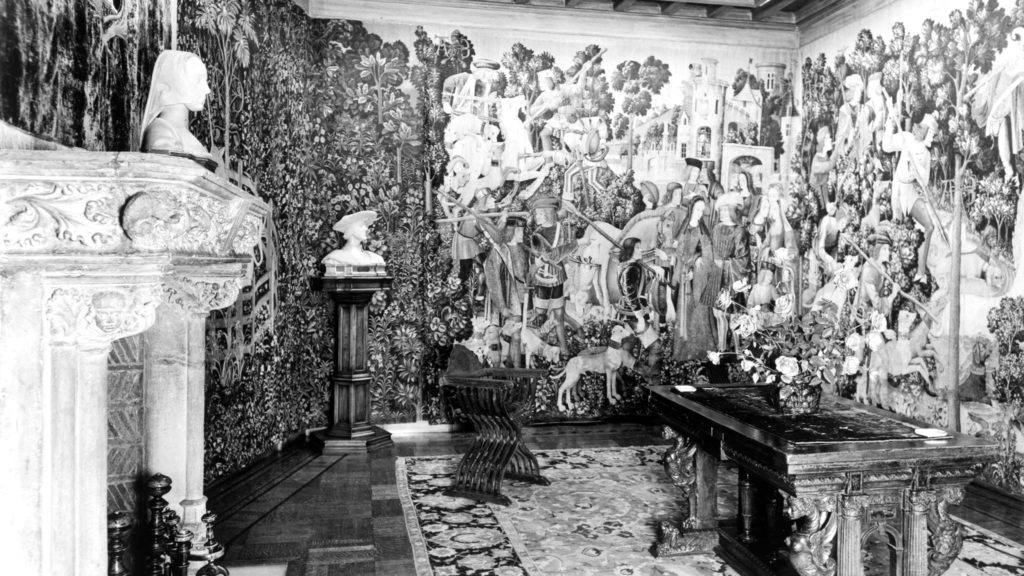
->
[
  {"left": 701, "top": 193, "right": 750, "bottom": 352},
  {"left": 672, "top": 195, "right": 716, "bottom": 361}
]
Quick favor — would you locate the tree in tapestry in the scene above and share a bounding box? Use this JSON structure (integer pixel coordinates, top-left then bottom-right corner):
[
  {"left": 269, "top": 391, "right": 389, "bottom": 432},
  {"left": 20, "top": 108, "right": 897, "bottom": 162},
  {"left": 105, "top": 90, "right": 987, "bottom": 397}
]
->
[{"left": 795, "top": 0, "right": 1024, "bottom": 496}]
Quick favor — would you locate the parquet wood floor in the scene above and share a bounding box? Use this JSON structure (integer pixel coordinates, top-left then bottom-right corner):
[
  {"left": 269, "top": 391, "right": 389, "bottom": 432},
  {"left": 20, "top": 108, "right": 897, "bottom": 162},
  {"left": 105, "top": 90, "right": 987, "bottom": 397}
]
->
[{"left": 209, "top": 423, "right": 1024, "bottom": 576}]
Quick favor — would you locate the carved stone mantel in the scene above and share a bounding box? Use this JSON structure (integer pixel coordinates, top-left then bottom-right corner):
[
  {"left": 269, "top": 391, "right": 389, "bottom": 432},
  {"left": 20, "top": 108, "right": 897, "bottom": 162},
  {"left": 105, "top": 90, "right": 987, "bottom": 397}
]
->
[{"left": 0, "top": 150, "right": 268, "bottom": 576}]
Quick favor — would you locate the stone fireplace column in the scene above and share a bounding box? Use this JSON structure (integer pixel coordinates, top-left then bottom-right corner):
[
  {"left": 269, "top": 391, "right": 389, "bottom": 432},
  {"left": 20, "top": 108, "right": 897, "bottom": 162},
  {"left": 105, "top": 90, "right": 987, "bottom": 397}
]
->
[
  {"left": 1, "top": 150, "right": 268, "bottom": 576},
  {"left": 144, "top": 263, "right": 245, "bottom": 542},
  {"left": 1, "top": 264, "right": 162, "bottom": 576}
]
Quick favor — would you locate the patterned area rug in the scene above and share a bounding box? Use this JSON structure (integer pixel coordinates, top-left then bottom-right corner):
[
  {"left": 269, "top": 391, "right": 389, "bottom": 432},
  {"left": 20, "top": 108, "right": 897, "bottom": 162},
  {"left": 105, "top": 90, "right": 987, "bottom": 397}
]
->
[{"left": 397, "top": 446, "right": 1024, "bottom": 576}]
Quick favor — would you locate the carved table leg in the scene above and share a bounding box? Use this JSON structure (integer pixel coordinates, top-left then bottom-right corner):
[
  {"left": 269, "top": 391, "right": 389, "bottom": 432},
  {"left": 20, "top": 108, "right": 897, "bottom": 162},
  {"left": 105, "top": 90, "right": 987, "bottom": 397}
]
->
[
  {"left": 738, "top": 469, "right": 757, "bottom": 544},
  {"left": 837, "top": 495, "right": 864, "bottom": 576},
  {"left": 653, "top": 427, "right": 718, "bottom": 557},
  {"left": 905, "top": 488, "right": 964, "bottom": 576},
  {"left": 784, "top": 495, "right": 838, "bottom": 576}
]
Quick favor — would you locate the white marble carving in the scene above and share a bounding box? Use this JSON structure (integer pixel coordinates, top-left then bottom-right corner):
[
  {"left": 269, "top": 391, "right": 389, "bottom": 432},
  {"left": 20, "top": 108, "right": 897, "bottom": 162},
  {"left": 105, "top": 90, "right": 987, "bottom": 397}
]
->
[
  {"left": 0, "top": 149, "right": 269, "bottom": 576},
  {"left": 2, "top": 181, "right": 124, "bottom": 250},
  {"left": 46, "top": 285, "right": 159, "bottom": 347},
  {"left": 141, "top": 50, "right": 214, "bottom": 165},
  {"left": 322, "top": 210, "right": 387, "bottom": 275},
  {"left": 162, "top": 275, "right": 242, "bottom": 314},
  {"left": 0, "top": 151, "right": 267, "bottom": 257}
]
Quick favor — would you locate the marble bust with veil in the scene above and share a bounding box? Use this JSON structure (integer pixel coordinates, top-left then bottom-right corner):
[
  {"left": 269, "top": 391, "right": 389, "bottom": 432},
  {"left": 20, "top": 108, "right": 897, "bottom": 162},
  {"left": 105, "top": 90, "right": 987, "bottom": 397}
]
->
[{"left": 140, "top": 50, "right": 216, "bottom": 170}]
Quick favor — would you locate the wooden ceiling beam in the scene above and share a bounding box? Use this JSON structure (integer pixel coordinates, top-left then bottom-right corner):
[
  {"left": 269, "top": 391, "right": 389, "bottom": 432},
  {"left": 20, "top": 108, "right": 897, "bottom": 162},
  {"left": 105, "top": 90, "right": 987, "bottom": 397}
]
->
[
  {"left": 796, "top": 0, "right": 844, "bottom": 24},
  {"left": 667, "top": 0, "right": 755, "bottom": 7},
  {"left": 708, "top": 5, "right": 730, "bottom": 17},
  {"left": 304, "top": 0, "right": 801, "bottom": 33},
  {"left": 708, "top": 6, "right": 753, "bottom": 19},
  {"left": 752, "top": 0, "right": 798, "bottom": 20},
  {"left": 660, "top": 1, "right": 685, "bottom": 15},
  {"left": 660, "top": 2, "right": 712, "bottom": 17}
]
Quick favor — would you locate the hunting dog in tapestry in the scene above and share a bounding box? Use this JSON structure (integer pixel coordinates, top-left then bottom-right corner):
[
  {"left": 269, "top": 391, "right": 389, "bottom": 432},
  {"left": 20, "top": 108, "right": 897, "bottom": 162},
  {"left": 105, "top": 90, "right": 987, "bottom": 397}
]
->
[{"left": 554, "top": 324, "right": 635, "bottom": 412}]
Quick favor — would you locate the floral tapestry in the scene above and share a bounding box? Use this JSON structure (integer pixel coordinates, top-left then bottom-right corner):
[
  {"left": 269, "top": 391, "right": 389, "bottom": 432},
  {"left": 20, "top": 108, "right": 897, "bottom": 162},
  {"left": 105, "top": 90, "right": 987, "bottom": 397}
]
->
[{"left": 793, "top": 0, "right": 1024, "bottom": 495}]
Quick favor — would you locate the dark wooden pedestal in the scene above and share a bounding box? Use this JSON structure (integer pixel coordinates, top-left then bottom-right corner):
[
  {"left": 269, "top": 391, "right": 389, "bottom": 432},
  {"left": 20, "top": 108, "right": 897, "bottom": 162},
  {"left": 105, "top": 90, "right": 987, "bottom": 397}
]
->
[{"left": 312, "top": 275, "right": 394, "bottom": 454}]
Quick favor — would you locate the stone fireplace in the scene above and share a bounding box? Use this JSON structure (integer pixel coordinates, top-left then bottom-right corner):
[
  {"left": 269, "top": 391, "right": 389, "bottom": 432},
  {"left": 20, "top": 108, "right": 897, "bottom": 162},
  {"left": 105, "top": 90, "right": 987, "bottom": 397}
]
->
[{"left": 0, "top": 150, "right": 268, "bottom": 575}]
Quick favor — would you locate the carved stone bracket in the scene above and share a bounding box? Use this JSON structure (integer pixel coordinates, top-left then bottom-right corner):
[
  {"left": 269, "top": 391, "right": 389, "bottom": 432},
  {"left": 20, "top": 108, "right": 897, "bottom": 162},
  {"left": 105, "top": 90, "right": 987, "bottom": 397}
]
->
[
  {"left": 162, "top": 274, "right": 242, "bottom": 315},
  {"left": 785, "top": 495, "right": 838, "bottom": 576},
  {"left": 46, "top": 285, "right": 160, "bottom": 349}
]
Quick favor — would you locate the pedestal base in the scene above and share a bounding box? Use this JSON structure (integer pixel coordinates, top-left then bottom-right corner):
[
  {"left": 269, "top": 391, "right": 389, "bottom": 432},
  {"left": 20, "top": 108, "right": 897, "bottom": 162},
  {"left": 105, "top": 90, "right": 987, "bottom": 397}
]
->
[
  {"left": 716, "top": 522, "right": 794, "bottom": 576},
  {"left": 311, "top": 426, "right": 393, "bottom": 454},
  {"left": 652, "top": 520, "right": 718, "bottom": 557}
]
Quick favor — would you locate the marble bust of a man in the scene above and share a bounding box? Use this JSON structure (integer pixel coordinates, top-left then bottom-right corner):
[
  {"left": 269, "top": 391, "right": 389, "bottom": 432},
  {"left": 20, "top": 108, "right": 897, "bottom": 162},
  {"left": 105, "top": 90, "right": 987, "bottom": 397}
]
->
[{"left": 322, "top": 210, "right": 386, "bottom": 275}]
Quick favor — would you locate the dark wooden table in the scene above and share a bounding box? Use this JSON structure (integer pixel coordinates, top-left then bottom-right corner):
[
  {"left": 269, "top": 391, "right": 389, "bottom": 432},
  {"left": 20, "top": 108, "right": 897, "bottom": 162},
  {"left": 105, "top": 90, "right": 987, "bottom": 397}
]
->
[
  {"left": 441, "top": 368, "right": 550, "bottom": 505},
  {"left": 649, "top": 384, "right": 999, "bottom": 576}
]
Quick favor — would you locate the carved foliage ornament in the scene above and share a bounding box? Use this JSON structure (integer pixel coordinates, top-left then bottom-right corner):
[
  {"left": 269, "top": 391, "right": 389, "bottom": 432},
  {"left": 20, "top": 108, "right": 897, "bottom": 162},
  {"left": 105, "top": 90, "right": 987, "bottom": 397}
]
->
[
  {"left": 662, "top": 427, "right": 697, "bottom": 494},
  {"left": 47, "top": 286, "right": 159, "bottom": 347},
  {"left": 162, "top": 276, "right": 241, "bottom": 314},
  {"left": 785, "top": 495, "right": 838, "bottom": 576},
  {"left": 920, "top": 487, "right": 966, "bottom": 576},
  {"left": 2, "top": 182, "right": 124, "bottom": 250},
  {"left": 122, "top": 190, "right": 227, "bottom": 254},
  {"left": 232, "top": 213, "right": 264, "bottom": 255}
]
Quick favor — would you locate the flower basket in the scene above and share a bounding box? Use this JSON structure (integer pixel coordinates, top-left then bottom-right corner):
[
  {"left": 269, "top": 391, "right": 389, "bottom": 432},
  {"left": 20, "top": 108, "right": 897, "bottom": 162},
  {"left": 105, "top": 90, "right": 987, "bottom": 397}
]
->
[
  {"left": 769, "top": 380, "right": 823, "bottom": 416},
  {"left": 710, "top": 303, "right": 873, "bottom": 416}
]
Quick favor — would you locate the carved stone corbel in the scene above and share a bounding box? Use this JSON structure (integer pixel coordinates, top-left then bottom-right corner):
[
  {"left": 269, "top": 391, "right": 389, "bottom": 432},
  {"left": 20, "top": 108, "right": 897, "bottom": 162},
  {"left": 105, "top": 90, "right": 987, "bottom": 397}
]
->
[
  {"left": 785, "top": 495, "right": 838, "bottom": 576},
  {"left": 161, "top": 275, "right": 242, "bottom": 316},
  {"left": 46, "top": 285, "right": 160, "bottom": 349}
]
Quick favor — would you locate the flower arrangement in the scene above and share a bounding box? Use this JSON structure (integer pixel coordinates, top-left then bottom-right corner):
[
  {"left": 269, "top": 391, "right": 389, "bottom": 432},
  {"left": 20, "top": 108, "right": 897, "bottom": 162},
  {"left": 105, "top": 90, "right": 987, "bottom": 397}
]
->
[{"left": 709, "top": 304, "right": 888, "bottom": 415}]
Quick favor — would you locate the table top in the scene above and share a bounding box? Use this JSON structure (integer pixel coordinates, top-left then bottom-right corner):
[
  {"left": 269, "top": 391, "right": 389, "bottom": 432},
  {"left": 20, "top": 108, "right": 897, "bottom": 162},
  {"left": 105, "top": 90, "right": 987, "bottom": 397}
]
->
[{"left": 651, "top": 384, "right": 998, "bottom": 486}]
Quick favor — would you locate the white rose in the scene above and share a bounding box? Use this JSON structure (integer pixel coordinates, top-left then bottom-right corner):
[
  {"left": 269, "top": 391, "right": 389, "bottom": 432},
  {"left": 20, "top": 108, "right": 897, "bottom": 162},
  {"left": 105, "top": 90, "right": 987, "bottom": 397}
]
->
[
  {"left": 730, "top": 314, "right": 757, "bottom": 338},
  {"left": 775, "top": 356, "right": 800, "bottom": 381},
  {"left": 707, "top": 351, "right": 722, "bottom": 365},
  {"left": 870, "top": 311, "right": 887, "bottom": 332},
  {"left": 741, "top": 359, "right": 756, "bottom": 372},
  {"left": 842, "top": 355, "right": 861, "bottom": 375},
  {"left": 715, "top": 289, "right": 733, "bottom": 310},
  {"left": 866, "top": 331, "right": 885, "bottom": 351},
  {"left": 845, "top": 333, "right": 864, "bottom": 353},
  {"left": 775, "top": 294, "right": 794, "bottom": 316}
]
